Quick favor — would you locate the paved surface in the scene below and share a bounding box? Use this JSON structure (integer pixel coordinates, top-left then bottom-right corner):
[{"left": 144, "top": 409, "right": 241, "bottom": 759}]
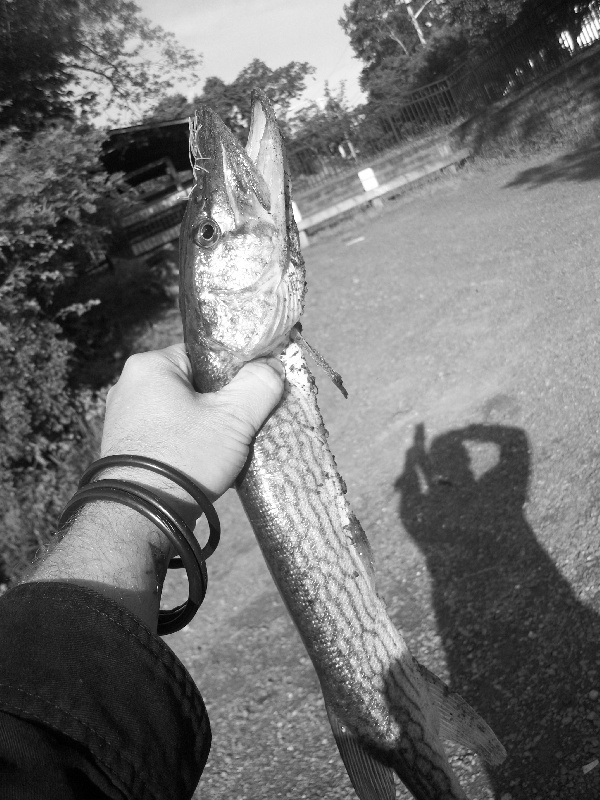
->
[{"left": 160, "top": 146, "right": 600, "bottom": 799}]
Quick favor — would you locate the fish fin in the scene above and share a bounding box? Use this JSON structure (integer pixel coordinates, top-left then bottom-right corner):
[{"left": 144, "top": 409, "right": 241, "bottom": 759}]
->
[
  {"left": 291, "top": 325, "right": 348, "bottom": 398},
  {"left": 326, "top": 704, "right": 396, "bottom": 800},
  {"left": 416, "top": 662, "right": 507, "bottom": 766}
]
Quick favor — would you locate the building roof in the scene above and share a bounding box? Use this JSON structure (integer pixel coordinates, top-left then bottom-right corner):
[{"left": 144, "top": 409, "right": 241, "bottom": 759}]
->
[{"left": 102, "top": 117, "right": 191, "bottom": 175}]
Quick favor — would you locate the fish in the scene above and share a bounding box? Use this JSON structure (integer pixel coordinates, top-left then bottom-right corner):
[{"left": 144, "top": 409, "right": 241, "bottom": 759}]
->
[{"left": 178, "top": 90, "right": 506, "bottom": 800}]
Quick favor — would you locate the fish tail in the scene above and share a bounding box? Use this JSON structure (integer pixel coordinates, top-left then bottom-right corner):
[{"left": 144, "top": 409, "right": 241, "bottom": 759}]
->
[
  {"left": 327, "top": 699, "right": 469, "bottom": 800},
  {"left": 327, "top": 661, "right": 505, "bottom": 800},
  {"left": 391, "top": 661, "right": 506, "bottom": 799}
]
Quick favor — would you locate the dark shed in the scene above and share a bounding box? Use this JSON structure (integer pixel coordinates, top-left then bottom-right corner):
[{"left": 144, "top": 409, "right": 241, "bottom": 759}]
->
[{"left": 101, "top": 118, "right": 194, "bottom": 259}]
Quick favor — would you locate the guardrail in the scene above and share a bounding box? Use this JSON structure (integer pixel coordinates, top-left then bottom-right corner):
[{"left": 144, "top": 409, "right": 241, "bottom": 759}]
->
[{"left": 295, "top": 147, "right": 471, "bottom": 245}]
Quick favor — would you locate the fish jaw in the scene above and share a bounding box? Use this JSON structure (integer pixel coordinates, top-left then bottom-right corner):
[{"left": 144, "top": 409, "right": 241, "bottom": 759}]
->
[{"left": 179, "top": 95, "right": 305, "bottom": 393}]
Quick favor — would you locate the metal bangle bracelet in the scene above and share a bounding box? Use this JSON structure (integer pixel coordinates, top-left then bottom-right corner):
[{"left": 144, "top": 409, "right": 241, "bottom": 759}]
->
[
  {"left": 58, "top": 480, "right": 208, "bottom": 636},
  {"left": 78, "top": 455, "right": 221, "bottom": 561}
]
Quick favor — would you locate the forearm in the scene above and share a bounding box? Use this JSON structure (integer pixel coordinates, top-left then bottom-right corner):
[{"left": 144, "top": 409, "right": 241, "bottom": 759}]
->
[{"left": 22, "top": 473, "right": 183, "bottom": 632}]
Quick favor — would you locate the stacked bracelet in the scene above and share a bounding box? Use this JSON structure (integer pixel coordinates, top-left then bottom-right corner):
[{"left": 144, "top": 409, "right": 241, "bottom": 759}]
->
[{"left": 57, "top": 455, "right": 221, "bottom": 636}]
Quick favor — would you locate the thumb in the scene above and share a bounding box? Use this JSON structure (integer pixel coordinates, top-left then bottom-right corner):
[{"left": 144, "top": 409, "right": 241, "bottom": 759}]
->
[{"left": 215, "top": 357, "right": 285, "bottom": 436}]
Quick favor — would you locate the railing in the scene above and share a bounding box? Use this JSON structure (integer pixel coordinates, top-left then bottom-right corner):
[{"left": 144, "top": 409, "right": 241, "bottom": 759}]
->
[
  {"left": 288, "top": 0, "right": 600, "bottom": 188},
  {"left": 392, "top": 0, "right": 600, "bottom": 123},
  {"left": 449, "top": 0, "right": 600, "bottom": 111}
]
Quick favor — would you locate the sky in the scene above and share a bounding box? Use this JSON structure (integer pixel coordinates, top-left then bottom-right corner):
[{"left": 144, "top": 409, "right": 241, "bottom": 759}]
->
[{"left": 135, "top": 0, "right": 366, "bottom": 110}]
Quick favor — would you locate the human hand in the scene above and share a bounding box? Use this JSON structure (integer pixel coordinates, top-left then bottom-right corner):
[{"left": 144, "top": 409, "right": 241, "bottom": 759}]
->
[
  {"left": 99, "top": 343, "right": 284, "bottom": 523},
  {"left": 25, "top": 345, "right": 284, "bottom": 630}
]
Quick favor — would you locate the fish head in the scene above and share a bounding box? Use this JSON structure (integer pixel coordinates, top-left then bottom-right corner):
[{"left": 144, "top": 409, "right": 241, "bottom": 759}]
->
[{"left": 179, "top": 90, "right": 306, "bottom": 392}]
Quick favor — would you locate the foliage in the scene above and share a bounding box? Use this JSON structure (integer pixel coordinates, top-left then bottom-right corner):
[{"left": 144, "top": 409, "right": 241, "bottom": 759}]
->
[
  {"left": 444, "top": 0, "right": 525, "bottom": 40},
  {"left": 409, "top": 23, "right": 470, "bottom": 85},
  {"left": 432, "top": 1, "right": 592, "bottom": 48},
  {"left": 341, "top": 0, "right": 598, "bottom": 120},
  {"left": 340, "top": 0, "right": 421, "bottom": 90},
  {"left": 0, "top": 1, "right": 202, "bottom": 580},
  {"left": 0, "top": 0, "right": 202, "bottom": 131},
  {"left": 340, "top": 0, "right": 470, "bottom": 119},
  {"left": 146, "top": 59, "right": 316, "bottom": 137},
  {"left": 287, "top": 83, "right": 359, "bottom": 174},
  {"left": 144, "top": 93, "right": 192, "bottom": 123},
  {"left": 362, "top": 25, "right": 468, "bottom": 116},
  {"left": 0, "top": 124, "right": 115, "bottom": 581},
  {"left": 228, "top": 59, "right": 315, "bottom": 123},
  {"left": 360, "top": 52, "right": 418, "bottom": 112}
]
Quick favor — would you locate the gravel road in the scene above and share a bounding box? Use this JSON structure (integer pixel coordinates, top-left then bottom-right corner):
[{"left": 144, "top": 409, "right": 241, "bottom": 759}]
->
[{"left": 159, "top": 145, "right": 600, "bottom": 800}]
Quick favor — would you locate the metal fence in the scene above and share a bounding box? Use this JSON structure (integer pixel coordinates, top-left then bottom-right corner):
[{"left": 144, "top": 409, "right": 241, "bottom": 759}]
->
[
  {"left": 288, "top": 0, "right": 600, "bottom": 188},
  {"left": 449, "top": 0, "right": 600, "bottom": 111}
]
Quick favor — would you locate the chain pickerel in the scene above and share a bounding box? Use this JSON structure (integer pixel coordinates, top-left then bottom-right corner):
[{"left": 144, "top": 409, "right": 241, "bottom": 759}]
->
[{"left": 179, "top": 90, "right": 506, "bottom": 800}]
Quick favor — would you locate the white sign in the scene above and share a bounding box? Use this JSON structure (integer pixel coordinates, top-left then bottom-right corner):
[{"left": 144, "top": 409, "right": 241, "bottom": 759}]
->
[{"left": 358, "top": 168, "right": 379, "bottom": 192}]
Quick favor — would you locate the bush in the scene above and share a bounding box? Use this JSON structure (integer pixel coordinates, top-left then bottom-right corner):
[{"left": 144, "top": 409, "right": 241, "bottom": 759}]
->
[{"left": 0, "top": 124, "right": 115, "bottom": 582}]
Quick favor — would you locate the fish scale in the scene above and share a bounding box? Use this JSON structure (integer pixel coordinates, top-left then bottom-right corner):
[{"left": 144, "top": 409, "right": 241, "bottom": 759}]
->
[
  {"left": 236, "top": 342, "right": 464, "bottom": 795},
  {"left": 179, "top": 89, "right": 505, "bottom": 800}
]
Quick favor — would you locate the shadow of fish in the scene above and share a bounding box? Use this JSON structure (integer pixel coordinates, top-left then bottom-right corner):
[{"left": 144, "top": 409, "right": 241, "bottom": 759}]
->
[{"left": 179, "top": 90, "right": 506, "bottom": 800}]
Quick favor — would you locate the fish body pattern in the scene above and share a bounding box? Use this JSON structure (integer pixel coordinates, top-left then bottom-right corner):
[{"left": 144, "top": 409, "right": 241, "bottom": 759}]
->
[{"left": 179, "top": 91, "right": 505, "bottom": 800}]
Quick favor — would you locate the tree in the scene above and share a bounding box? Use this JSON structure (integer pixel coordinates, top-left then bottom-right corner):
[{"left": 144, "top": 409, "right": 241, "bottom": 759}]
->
[
  {"left": 444, "top": 0, "right": 524, "bottom": 40},
  {"left": 146, "top": 59, "right": 316, "bottom": 136},
  {"left": 434, "top": 0, "right": 590, "bottom": 46},
  {"left": 0, "top": 0, "right": 202, "bottom": 131},
  {"left": 219, "top": 59, "right": 316, "bottom": 129},
  {"left": 0, "top": 123, "right": 116, "bottom": 580},
  {"left": 144, "top": 93, "right": 193, "bottom": 123},
  {"left": 340, "top": 0, "right": 449, "bottom": 98},
  {"left": 0, "top": 1, "right": 202, "bottom": 582},
  {"left": 407, "top": 23, "right": 470, "bottom": 85},
  {"left": 196, "top": 76, "right": 240, "bottom": 131},
  {"left": 287, "top": 83, "right": 358, "bottom": 172},
  {"left": 341, "top": 0, "right": 421, "bottom": 78}
]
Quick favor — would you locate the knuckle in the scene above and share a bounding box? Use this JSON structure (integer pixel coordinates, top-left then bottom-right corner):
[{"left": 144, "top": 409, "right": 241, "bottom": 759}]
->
[{"left": 121, "top": 350, "right": 160, "bottom": 379}]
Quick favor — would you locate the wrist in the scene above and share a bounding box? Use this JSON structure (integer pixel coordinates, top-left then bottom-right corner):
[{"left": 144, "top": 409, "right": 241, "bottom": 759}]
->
[
  {"left": 96, "top": 464, "right": 203, "bottom": 531},
  {"left": 24, "top": 500, "right": 171, "bottom": 631},
  {"left": 24, "top": 456, "right": 218, "bottom": 634}
]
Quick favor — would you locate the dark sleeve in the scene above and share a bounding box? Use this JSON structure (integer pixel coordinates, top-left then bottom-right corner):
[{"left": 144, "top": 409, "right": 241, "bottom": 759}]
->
[{"left": 0, "top": 582, "right": 211, "bottom": 800}]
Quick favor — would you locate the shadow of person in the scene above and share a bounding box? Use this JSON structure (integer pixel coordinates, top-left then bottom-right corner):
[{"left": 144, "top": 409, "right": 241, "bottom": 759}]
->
[{"left": 394, "top": 423, "right": 600, "bottom": 799}]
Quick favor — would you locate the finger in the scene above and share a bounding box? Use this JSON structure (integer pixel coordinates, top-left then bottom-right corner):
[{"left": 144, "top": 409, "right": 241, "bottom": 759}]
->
[
  {"left": 159, "top": 343, "right": 194, "bottom": 382},
  {"left": 215, "top": 357, "right": 285, "bottom": 434}
]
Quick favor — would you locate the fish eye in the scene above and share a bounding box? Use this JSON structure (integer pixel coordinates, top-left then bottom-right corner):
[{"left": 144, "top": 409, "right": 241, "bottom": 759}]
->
[{"left": 194, "top": 217, "right": 221, "bottom": 248}]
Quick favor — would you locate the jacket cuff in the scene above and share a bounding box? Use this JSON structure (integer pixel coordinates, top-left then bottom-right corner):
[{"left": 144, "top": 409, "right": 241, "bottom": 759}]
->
[{"left": 0, "top": 581, "right": 210, "bottom": 800}]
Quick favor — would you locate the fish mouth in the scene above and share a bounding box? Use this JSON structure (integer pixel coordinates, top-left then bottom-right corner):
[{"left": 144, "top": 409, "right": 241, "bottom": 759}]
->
[
  {"left": 188, "top": 90, "right": 294, "bottom": 253},
  {"left": 189, "top": 103, "right": 272, "bottom": 223}
]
